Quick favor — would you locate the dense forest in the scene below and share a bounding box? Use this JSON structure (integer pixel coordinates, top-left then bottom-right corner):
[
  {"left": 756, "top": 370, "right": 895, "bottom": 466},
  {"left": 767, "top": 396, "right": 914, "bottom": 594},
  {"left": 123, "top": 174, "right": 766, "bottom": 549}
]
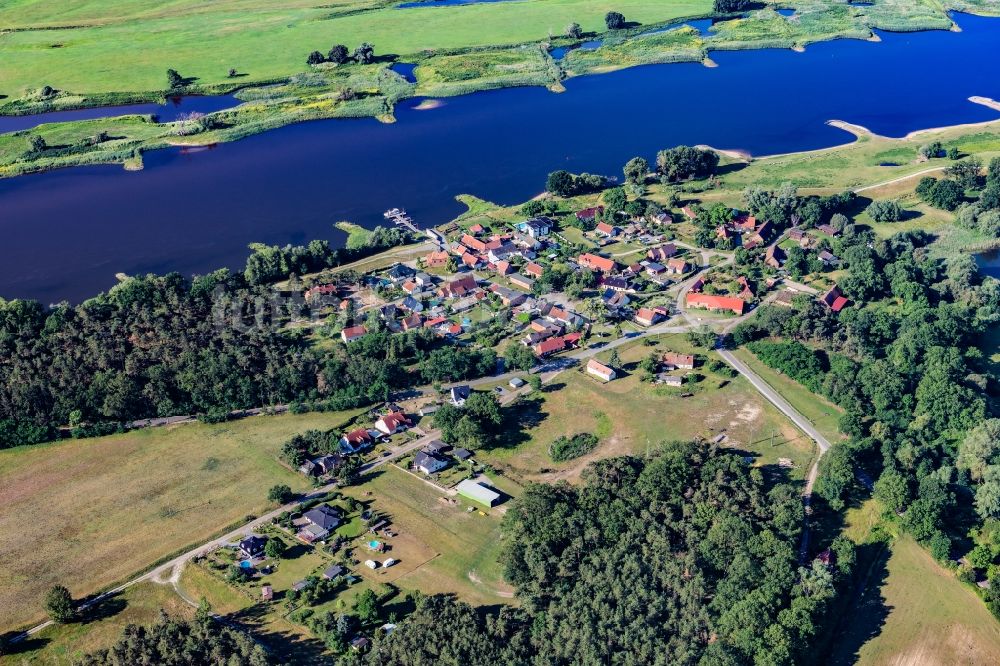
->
[
  {"left": 0, "top": 227, "right": 503, "bottom": 449},
  {"left": 354, "top": 444, "right": 857, "bottom": 665}
]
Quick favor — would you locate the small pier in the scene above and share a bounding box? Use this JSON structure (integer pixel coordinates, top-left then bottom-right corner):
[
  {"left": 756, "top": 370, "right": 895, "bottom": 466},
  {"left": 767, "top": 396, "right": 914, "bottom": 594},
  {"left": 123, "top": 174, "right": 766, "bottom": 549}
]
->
[{"left": 384, "top": 208, "right": 420, "bottom": 235}]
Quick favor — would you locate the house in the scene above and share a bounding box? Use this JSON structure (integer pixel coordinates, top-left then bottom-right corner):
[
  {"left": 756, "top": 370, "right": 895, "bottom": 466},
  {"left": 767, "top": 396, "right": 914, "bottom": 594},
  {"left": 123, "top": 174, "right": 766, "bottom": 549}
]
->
[
  {"left": 439, "top": 275, "right": 478, "bottom": 299},
  {"left": 534, "top": 336, "right": 567, "bottom": 357},
  {"left": 350, "top": 637, "right": 371, "bottom": 652},
  {"left": 524, "top": 262, "right": 544, "bottom": 278},
  {"left": 765, "top": 244, "right": 786, "bottom": 268},
  {"left": 666, "top": 258, "right": 690, "bottom": 275},
  {"left": 323, "top": 565, "right": 345, "bottom": 580},
  {"left": 461, "top": 234, "right": 488, "bottom": 253},
  {"left": 734, "top": 214, "right": 757, "bottom": 232},
  {"left": 450, "top": 385, "right": 471, "bottom": 407},
  {"left": 292, "top": 579, "right": 312, "bottom": 592},
  {"left": 424, "top": 250, "right": 451, "bottom": 268},
  {"left": 401, "top": 313, "right": 423, "bottom": 331},
  {"left": 509, "top": 377, "right": 526, "bottom": 389},
  {"left": 543, "top": 304, "right": 584, "bottom": 328},
  {"left": 788, "top": 228, "right": 806, "bottom": 242},
  {"left": 716, "top": 226, "right": 734, "bottom": 241},
  {"left": 401, "top": 295, "right": 423, "bottom": 312},
  {"left": 686, "top": 292, "right": 745, "bottom": 315},
  {"left": 375, "top": 411, "right": 412, "bottom": 435},
  {"left": 737, "top": 276, "right": 755, "bottom": 301},
  {"left": 635, "top": 307, "right": 665, "bottom": 327},
  {"left": 509, "top": 274, "right": 535, "bottom": 291},
  {"left": 453, "top": 447, "right": 473, "bottom": 460},
  {"left": 460, "top": 252, "right": 482, "bottom": 270},
  {"left": 657, "top": 374, "right": 684, "bottom": 387},
  {"left": 424, "top": 440, "right": 450, "bottom": 455},
  {"left": 304, "top": 283, "right": 338, "bottom": 301},
  {"left": 468, "top": 223, "right": 485, "bottom": 235},
  {"left": 817, "top": 250, "right": 840, "bottom": 266},
  {"left": 341, "top": 325, "right": 367, "bottom": 343},
  {"left": 298, "top": 460, "right": 319, "bottom": 476},
  {"left": 578, "top": 253, "right": 617, "bottom": 273},
  {"left": 820, "top": 284, "right": 849, "bottom": 312},
  {"left": 817, "top": 223, "right": 841, "bottom": 237},
  {"left": 681, "top": 206, "right": 697, "bottom": 220},
  {"left": 602, "top": 276, "right": 631, "bottom": 293},
  {"left": 301, "top": 504, "right": 342, "bottom": 540},
  {"left": 494, "top": 260, "right": 513, "bottom": 276},
  {"left": 751, "top": 221, "right": 772, "bottom": 244},
  {"left": 662, "top": 352, "right": 695, "bottom": 369},
  {"left": 414, "top": 450, "right": 449, "bottom": 475},
  {"left": 576, "top": 206, "right": 604, "bottom": 223},
  {"left": 595, "top": 221, "right": 619, "bottom": 238},
  {"left": 518, "top": 217, "right": 552, "bottom": 238},
  {"left": 238, "top": 535, "right": 268, "bottom": 559},
  {"left": 340, "top": 428, "right": 374, "bottom": 453},
  {"left": 645, "top": 262, "right": 666, "bottom": 276},
  {"left": 689, "top": 277, "right": 705, "bottom": 293},
  {"left": 586, "top": 358, "right": 617, "bottom": 382},
  {"left": 487, "top": 243, "right": 518, "bottom": 264},
  {"left": 494, "top": 286, "right": 527, "bottom": 307},
  {"left": 386, "top": 264, "right": 416, "bottom": 282},
  {"left": 648, "top": 244, "right": 677, "bottom": 262},
  {"left": 315, "top": 454, "right": 344, "bottom": 475},
  {"left": 456, "top": 479, "right": 501, "bottom": 507},
  {"left": 603, "top": 289, "right": 630, "bottom": 310}
]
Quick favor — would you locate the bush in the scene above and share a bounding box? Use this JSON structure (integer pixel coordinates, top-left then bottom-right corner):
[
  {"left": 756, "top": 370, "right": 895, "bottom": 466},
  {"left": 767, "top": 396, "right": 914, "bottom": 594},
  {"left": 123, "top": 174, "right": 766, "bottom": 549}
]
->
[
  {"left": 550, "top": 433, "right": 599, "bottom": 462},
  {"left": 605, "top": 11, "right": 626, "bottom": 30},
  {"left": 865, "top": 199, "right": 903, "bottom": 223}
]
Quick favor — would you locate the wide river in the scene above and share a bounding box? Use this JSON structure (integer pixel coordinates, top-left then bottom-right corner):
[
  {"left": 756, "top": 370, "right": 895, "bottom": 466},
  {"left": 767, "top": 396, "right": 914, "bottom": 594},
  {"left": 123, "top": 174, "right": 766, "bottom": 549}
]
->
[{"left": 1, "top": 14, "right": 999, "bottom": 303}]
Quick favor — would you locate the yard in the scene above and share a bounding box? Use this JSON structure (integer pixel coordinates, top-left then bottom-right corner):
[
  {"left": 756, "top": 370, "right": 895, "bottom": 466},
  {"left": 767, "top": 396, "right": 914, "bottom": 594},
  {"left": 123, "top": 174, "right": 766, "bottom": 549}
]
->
[
  {"left": 0, "top": 408, "right": 363, "bottom": 632},
  {"left": 481, "top": 333, "right": 817, "bottom": 486}
]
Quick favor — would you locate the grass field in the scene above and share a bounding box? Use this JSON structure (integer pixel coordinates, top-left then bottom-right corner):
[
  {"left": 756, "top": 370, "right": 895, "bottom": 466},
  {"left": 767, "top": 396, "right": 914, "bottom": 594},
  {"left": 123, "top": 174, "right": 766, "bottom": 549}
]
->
[
  {"left": 0, "top": 0, "right": 709, "bottom": 95},
  {"left": 0, "top": 582, "right": 194, "bottom": 665},
  {"left": 0, "top": 409, "right": 364, "bottom": 632},
  {"left": 480, "top": 334, "right": 818, "bottom": 485},
  {"left": 731, "top": 346, "right": 846, "bottom": 445},
  {"left": 829, "top": 501, "right": 1000, "bottom": 665}
]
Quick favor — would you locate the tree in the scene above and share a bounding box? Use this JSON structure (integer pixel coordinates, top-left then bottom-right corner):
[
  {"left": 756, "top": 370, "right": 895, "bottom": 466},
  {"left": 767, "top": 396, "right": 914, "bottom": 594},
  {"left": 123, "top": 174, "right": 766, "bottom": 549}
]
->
[
  {"left": 623, "top": 156, "right": 649, "bottom": 184},
  {"left": 354, "top": 588, "right": 380, "bottom": 623},
  {"left": 565, "top": 22, "right": 583, "bottom": 38},
  {"left": 44, "top": 584, "right": 76, "bottom": 623},
  {"left": 946, "top": 157, "right": 983, "bottom": 190},
  {"left": 916, "top": 177, "right": 964, "bottom": 211},
  {"left": 28, "top": 135, "right": 47, "bottom": 154},
  {"left": 656, "top": 146, "right": 719, "bottom": 182},
  {"left": 546, "top": 170, "right": 577, "bottom": 197},
  {"left": 605, "top": 11, "right": 626, "bottom": 30},
  {"left": 264, "top": 537, "right": 287, "bottom": 559},
  {"left": 602, "top": 186, "right": 628, "bottom": 216},
  {"left": 307, "top": 50, "right": 325, "bottom": 65},
  {"left": 918, "top": 141, "right": 944, "bottom": 160},
  {"left": 354, "top": 42, "right": 375, "bottom": 64},
  {"left": 328, "top": 44, "right": 350, "bottom": 64},
  {"left": 504, "top": 343, "right": 536, "bottom": 372},
  {"left": 166, "top": 68, "right": 185, "bottom": 89},
  {"left": 608, "top": 348, "right": 621, "bottom": 369},
  {"left": 520, "top": 200, "right": 544, "bottom": 217},
  {"left": 865, "top": 199, "right": 903, "bottom": 223},
  {"left": 267, "top": 484, "right": 294, "bottom": 504},
  {"left": 873, "top": 469, "right": 910, "bottom": 514},
  {"left": 714, "top": 0, "right": 752, "bottom": 12}
]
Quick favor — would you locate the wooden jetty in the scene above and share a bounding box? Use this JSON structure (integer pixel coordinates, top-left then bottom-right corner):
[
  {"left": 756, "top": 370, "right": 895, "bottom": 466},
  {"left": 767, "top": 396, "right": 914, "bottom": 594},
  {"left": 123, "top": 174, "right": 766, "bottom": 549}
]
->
[{"left": 384, "top": 208, "right": 419, "bottom": 234}]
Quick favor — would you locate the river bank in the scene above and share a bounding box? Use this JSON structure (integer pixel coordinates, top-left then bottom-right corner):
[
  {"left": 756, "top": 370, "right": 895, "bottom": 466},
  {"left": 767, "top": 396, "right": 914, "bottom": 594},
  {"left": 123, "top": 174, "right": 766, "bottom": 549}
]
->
[{"left": 1, "top": 12, "right": 1000, "bottom": 304}]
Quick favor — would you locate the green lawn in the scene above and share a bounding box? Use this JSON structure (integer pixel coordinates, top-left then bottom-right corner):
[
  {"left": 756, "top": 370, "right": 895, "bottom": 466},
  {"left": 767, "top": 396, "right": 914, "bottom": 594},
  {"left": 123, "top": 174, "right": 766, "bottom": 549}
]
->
[
  {"left": 731, "top": 346, "right": 846, "bottom": 445},
  {"left": 0, "top": 409, "right": 363, "bottom": 632},
  {"left": 828, "top": 500, "right": 1000, "bottom": 666}
]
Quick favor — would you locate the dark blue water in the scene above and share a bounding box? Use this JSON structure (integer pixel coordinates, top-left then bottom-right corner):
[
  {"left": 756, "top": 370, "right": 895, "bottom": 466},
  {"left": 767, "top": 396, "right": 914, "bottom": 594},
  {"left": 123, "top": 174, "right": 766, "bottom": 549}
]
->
[
  {"left": 390, "top": 63, "right": 418, "bottom": 83},
  {"left": 0, "top": 95, "right": 240, "bottom": 135},
  {"left": 1, "top": 14, "right": 998, "bottom": 304}
]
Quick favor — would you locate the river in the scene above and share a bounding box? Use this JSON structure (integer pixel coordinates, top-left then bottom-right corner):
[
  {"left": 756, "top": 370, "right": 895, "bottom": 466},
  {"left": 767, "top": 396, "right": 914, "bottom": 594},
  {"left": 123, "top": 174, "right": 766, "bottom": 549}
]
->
[{"left": 0, "top": 14, "right": 998, "bottom": 303}]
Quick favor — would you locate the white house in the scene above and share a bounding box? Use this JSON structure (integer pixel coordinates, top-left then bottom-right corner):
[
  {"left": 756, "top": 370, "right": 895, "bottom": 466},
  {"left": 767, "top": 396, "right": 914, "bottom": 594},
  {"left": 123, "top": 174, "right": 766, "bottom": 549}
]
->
[{"left": 586, "top": 358, "right": 617, "bottom": 382}]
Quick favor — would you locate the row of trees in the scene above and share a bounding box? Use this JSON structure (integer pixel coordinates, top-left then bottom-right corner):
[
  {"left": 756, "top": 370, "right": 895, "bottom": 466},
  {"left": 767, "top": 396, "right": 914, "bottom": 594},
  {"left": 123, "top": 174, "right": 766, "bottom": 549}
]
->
[{"left": 308, "top": 43, "right": 375, "bottom": 66}]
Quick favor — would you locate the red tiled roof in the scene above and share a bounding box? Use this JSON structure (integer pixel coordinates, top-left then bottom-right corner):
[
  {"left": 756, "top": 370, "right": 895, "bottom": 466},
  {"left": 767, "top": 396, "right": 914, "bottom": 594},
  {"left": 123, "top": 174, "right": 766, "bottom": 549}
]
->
[
  {"left": 534, "top": 337, "right": 566, "bottom": 356},
  {"left": 578, "top": 253, "right": 617, "bottom": 273},
  {"left": 461, "top": 234, "right": 487, "bottom": 252},
  {"left": 525, "top": 262, "right": 544, "bottom": 278},
  {"left": 576, "top": 206, "right": 604, "bottom": 220},
  {"left": 596, "top": 222, "right": 615, "bottom": 235},
  {"left": 686, "top": 293, "right": 745, "bottom": 315},
  {"left": 341, "top": 325, "right": 368, "bottom": 341}
]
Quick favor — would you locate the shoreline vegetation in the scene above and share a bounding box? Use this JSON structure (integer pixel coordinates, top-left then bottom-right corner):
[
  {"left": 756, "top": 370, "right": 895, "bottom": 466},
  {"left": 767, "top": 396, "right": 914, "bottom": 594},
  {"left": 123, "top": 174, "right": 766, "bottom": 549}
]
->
[{"left": 2, "top": 0, "right": 1000, "bottom": 179}]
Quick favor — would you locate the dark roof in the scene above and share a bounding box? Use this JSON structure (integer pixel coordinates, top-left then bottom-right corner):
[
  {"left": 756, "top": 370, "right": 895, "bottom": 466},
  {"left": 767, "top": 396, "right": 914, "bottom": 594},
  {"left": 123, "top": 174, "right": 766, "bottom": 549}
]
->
[
  {"left": 303, "top": 504, "right": 342, "bottom": 530},
  {"left": 414, "top": 451, "right": 447, "bottom": 470},
  {"left": 239, "top": 535, "right": 267, "bottom": 554},
  {"left": 453, "top": 448, "right": 473, "bottom": 460},
  {"left": 424, "top": 439, "right": 450, "bottom": 454},
  {"left": 323, "top": 565, "right": 345, "bottom": 579},
  {"left": 387, "top": 264, "right": 416, "bottom": 279},
  {"left": 451, "top": 385, "right": 471, "bottom": 400}
]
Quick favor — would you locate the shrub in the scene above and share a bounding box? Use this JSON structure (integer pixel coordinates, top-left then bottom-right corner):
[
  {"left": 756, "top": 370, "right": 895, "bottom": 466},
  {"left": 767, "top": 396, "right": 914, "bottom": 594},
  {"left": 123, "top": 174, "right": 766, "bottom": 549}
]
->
[
  {"left": 550, "top": 433, "right": 599, "bottom": 462},
  {"left": 865, "top": 199, "right": 903, "bottom": 223}
]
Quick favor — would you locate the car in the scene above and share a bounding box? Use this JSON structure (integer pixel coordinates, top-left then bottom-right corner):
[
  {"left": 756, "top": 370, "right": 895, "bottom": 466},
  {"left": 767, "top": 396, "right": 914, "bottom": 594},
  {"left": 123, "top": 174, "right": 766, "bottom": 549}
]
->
[{"left": 493, "top": 386, "right": 505, "bottom": 394}]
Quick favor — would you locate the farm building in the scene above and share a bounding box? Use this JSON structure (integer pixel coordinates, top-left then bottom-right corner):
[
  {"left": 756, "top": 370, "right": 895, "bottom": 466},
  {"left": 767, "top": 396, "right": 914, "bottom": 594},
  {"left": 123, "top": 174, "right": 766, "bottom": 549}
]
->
[
  {"left": 586, "top": 359, "right": 617, "bottom": 382},
  {"left": 456, "top": 479, "right": 501, "bottom": 507}
]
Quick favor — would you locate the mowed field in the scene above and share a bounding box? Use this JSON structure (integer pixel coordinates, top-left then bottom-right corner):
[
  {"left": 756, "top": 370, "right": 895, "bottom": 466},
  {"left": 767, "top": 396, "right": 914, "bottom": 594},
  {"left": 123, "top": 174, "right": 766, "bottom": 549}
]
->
[
  {"left": 0, "top": 0, "right": 709, "bottom": 94},
  {"left": 830, "top": 501, "right": 1000, "bottom": 666},
  {"left": 482, "top": 334, "right": 818, "bottom": 485},
  {"left": 0, "top": 409, "right": 363, "bottom": 632}
]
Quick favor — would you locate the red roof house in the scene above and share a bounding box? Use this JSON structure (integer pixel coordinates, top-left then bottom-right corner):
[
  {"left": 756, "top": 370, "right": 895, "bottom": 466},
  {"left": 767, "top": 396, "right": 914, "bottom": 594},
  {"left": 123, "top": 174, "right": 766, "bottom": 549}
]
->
[
  {"left": 820, "top": 285, "right": 849, "bottom": 312},
  {"left": 686, "top": 293, "right": 745, "bottom": 315},
  {"left": 578, "top": 253, "right": 617, "bottom": 273}
]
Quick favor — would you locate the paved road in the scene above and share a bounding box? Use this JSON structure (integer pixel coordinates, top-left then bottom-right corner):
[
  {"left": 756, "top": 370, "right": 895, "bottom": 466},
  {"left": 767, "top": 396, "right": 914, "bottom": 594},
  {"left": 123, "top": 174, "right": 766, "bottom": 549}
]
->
[
  {"left": 852, "top": 166, "right": 945, "bottom": 193},
  {"left": 11, "top": 428, "right": 442, "bottom": 643}
]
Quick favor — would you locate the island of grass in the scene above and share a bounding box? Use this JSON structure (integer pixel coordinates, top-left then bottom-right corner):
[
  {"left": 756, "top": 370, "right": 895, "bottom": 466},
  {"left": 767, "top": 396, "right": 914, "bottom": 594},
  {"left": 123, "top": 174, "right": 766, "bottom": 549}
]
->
[{"left": 3, "top": 0, "right": 1000, "bottom": 177}]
